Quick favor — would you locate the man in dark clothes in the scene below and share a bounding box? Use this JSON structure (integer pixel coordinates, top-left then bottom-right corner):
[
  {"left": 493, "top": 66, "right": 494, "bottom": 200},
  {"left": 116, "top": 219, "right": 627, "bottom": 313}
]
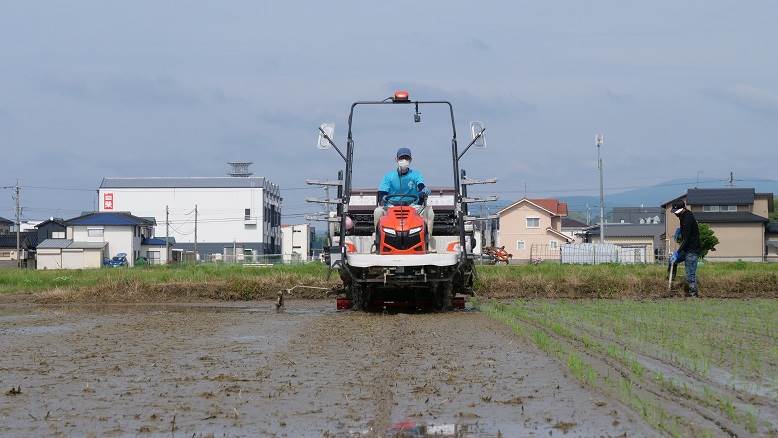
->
[{"left": 669, "top": 201, "right": 701, "bottom": 297}]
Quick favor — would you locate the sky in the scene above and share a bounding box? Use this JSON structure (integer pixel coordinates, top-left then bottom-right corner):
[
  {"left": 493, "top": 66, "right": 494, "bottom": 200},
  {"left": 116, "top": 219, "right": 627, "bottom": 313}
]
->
[{"left": 1, "top": 1, "right": 777, "bottom": 222}]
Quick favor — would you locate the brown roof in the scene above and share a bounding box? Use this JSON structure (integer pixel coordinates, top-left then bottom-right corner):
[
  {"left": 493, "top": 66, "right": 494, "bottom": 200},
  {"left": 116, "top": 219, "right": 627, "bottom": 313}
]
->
[
  {"left": 528, "top": 199, "right": 568, "bottom": 216},
  {"left": 562, "top": 217, "right": 588, "bottom": 228}
]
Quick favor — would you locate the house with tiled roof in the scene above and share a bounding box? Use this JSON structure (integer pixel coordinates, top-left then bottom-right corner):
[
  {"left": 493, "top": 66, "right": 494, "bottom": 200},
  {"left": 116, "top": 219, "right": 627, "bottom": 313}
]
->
[
  {"left": 661, "top": 188, "right": 774, "bottom": 262},
  {"left": 36, "top": 211, "right": 171, "bottom": 269},
  {"left": 561, "top": 217, "right": 589, "bottom": 243},
  {"left": 497, "top": 198, "right": 573, "bottom": 262},
  {"left": 0, "top": 231, "right": 39, "bottom": 268}
]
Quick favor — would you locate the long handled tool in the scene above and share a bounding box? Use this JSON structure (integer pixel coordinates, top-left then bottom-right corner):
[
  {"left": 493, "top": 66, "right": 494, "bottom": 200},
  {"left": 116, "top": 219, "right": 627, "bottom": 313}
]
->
[{"left": 667, "top": 260, "right": 675, "bottom": 291}]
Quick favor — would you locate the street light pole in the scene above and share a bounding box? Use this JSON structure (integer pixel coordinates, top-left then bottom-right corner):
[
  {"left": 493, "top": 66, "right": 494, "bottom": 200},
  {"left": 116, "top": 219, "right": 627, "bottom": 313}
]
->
[
  {"left": 15, "top": 181, "right": 21, "bottom": 268},
  {"left": 596, "top": 134, "right": 605, "bottom": 244}
]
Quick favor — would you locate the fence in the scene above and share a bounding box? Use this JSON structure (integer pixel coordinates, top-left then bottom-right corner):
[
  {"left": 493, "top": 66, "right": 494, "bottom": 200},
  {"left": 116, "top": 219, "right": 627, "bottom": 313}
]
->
[
  {"left": 213, "top": 253, "right": 317, "bottom": 265},
  {"left": 530, "top": 243, "right": 653, "bottom": 265},
  {"left": 529, "top": 244, "right": 562, "bottom": 263}
]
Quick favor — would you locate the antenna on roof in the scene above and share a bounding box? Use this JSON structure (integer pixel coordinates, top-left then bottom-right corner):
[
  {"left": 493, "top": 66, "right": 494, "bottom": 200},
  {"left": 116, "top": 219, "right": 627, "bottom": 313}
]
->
[{"left": 227, "top": 162, "right": 253, "bottom": 177}]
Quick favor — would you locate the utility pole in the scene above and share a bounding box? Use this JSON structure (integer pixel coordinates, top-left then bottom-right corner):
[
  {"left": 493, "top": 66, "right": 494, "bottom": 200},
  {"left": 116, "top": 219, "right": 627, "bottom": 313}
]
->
[
  {"left": 729, "top": 171, "right": 735, "bottom": 187},
  {"left": 194, "top": 204, "right": 198, "bottom": 263},
  {"left": 586, "top": 203, "right": 591, "bottom": 226},
  {"left": 485, "top": 205, "right": 491, "bottom": 247},
  {"left": 15, "top": 180, "right": 21, "bottom": 268},
  {"left": 596, "top": 134, "right": 605, "bottom": 244},
  {"left": 165, "top": 205, "right": 170, "bottom": 264}
]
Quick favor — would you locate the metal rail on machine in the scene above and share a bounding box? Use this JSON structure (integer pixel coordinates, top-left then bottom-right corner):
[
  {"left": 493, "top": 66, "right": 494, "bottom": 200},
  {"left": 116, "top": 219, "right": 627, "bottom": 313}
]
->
[{"left": 311, "top": 91, "right": 499, "bottom": 261}]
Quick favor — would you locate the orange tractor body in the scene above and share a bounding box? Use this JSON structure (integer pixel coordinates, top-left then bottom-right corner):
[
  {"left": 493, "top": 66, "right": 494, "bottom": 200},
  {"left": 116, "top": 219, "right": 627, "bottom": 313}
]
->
[{"left": 377, "top": 206, "right": 427, "bottom": 255}]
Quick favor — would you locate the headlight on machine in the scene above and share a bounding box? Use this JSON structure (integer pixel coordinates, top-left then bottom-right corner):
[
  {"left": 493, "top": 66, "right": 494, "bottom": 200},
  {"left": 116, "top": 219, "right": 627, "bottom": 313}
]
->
[
  {"left": 382, "top": 227, "right": 397, "bottom": 236},
  {"left": 408, "top": 226, "right": 423, "bottom": 235}
]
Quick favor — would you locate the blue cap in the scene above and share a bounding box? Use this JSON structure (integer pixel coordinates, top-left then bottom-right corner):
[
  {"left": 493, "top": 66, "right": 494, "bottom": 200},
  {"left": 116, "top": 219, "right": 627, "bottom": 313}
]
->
[{"left": 396, "top": 147, "right": 412, "bottom": 159}]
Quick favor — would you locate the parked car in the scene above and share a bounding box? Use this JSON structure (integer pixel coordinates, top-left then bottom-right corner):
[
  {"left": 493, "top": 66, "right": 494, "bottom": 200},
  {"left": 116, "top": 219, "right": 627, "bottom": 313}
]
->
[{"left": 106, "top": 253, "right": 128, "bottom": 267}]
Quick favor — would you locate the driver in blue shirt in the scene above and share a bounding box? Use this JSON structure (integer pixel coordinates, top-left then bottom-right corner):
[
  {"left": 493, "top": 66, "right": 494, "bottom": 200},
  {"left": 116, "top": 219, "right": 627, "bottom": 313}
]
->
[{"left": 373, "top": 147, "right": 435, "bottom": 243}]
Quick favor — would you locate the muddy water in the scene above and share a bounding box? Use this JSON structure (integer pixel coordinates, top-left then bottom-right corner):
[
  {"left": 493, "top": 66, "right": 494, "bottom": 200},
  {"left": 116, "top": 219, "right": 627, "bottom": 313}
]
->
[{"left": 0, "top": 301, "right": 653, "bottom": 436}]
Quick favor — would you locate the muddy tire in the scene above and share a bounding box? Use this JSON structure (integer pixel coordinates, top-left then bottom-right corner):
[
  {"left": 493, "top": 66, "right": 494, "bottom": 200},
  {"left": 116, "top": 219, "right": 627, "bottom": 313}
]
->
[
  {"left": 351, "top": 285, "right": 370, "bottom": 311},
  {"left": 434, "top": 282, "right": 453, "bottom": 312}
]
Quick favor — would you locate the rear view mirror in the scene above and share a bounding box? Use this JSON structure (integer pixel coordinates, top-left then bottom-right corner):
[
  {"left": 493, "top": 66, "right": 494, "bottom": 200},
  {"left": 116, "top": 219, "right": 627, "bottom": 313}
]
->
[
  {"left": 317, "top": 123, "right": 335, "bottom": 150},
  {"left": 470, "top": 121, "right": 486, "bottom": 148}
]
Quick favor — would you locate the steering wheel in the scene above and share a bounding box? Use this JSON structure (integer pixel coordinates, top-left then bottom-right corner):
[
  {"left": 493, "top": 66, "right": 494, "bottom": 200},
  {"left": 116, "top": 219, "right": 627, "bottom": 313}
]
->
[{"left": 382, "top": 193, "right": 419, "bottom": 206}]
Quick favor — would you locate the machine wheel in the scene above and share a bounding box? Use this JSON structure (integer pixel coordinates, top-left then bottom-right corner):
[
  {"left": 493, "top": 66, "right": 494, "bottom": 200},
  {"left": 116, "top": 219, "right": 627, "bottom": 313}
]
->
[
  {"left": 351, "top": 284, "right": 370, "bottom": 311},
  {"left": 434, "top": 282, "right": 453, "bottom": 312}
]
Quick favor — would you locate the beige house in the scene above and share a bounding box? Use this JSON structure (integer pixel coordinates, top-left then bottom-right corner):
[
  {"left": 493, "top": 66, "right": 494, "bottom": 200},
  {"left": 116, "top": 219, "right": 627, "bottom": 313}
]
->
[
  {"left": 498, "top": 198, "right": 572, "bottom": 262},
  {"left": 767, "top": 223, "right": 778, "bottom": 262},
  {"left": 662, "top": 188, "right": 774, "bottom": 262}
]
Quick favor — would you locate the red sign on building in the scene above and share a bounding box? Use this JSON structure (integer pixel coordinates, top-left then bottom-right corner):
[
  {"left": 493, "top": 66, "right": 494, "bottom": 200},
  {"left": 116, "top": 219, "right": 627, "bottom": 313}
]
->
[{"left": 103, "top": 193, "right": 114, "bottom": 210}]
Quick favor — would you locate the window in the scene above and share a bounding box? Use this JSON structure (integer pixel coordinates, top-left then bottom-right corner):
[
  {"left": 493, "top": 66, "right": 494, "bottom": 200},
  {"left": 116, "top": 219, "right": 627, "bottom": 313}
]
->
[
  {"left": 517, "top": 240, "right": 525, "bottom": 250},
  {"left": 0, "top": 251, "right": 10, "bottom": 259},
  {"left": 549, "top": 240, "right": 558, "bottom": 249},
  {"left": 87, "top": 228, "right": 104, "bottom": 237},
  {"left": 723, "top": 205, "right": 737, "bottom": 212},
  {"left": 51, "top": 231, "right": 65, "bottom": 239},
  {"left": 245, "top": 208, "right": 251, "bottom": 220},
  {"left": 526, "top": 217, "right": 540, "bottom": 228},
  {"left": 703, "top": 205, "right": 719, "bottom": 212},
  {"left": 147, "top": 251, "right": 160, "bottom": 265}
]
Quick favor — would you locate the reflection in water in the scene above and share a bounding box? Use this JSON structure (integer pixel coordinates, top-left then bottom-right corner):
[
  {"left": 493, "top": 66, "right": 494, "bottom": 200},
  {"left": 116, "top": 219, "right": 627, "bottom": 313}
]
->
[{"left": 380, "top": 419, "right": 476, "bottom": 437}]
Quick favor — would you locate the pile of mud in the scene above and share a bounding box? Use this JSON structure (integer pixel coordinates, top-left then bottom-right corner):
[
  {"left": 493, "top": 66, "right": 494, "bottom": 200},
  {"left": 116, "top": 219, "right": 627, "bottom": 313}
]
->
[
  {"left": 476, "top": 270, "right": 778, "bottom": 299},
  {"left": 27, "top": 275, "right": 341, "bottom": 304}
]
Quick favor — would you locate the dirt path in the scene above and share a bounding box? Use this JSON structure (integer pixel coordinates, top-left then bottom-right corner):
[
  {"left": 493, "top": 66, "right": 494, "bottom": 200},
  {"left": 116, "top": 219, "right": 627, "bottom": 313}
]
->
[{"left": 0, "top": 302, "right": 654, "bottom": 436}]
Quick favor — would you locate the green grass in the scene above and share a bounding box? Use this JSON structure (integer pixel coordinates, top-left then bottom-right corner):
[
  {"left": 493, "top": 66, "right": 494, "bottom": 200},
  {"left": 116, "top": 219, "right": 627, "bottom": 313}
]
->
[
  {"left": 476, "top": 261, "right": 778, "bottom": 282},
  {"left": 480, "top": 299, "right": 778, "bottom": 435},
  {"left": 482, "top": 300, "right": 688, "bottom": 436},
  {"left": 3, "top": 261, "right": 777, "bottom": 299},
  {"left": 475, "top": 262, "right": 778, "bottom": 298},
  {"left": 511, "top": 299, "right": 778, "bottom": 381},
  {"left": 0, "top": 263, "right": 330, "bottom": 294}
]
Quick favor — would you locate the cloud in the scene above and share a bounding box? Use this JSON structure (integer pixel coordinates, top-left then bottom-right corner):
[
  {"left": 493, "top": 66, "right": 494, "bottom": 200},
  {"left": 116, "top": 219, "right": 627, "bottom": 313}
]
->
[
  {"left": 257, "top": 109, "right": 321, "bottom": 129},
  {"left": 603, "top": 88, "right": 633, "bottom": 103},
  {"left": 467, "top": 37, "right": 492, "bottom": 52},
  {"left": 36, "top": 73, "right": 234, "bottom": 107},
  {"left": 704, "top": 84, "right": 778, "bottom": 115}
]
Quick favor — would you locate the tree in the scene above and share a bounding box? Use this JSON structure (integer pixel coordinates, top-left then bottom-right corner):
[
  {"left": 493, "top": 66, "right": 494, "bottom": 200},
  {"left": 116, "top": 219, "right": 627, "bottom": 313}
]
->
[
  {"left": 771, "top": 198, "right": 778, "bottom": 221},
  {"left": 698, "top": 223, "right": 719, "bottom": 259}
]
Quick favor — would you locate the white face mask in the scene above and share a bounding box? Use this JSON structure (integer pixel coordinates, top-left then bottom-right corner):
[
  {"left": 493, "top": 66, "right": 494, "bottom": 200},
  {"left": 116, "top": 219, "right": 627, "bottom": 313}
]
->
[{"left": 397, "top": 159, "right": 410, "bottom": 170}]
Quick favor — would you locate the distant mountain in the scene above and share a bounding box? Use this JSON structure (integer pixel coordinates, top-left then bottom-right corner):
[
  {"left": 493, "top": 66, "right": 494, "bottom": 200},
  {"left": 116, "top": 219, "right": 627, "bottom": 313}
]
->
[
  {"left": 479, "top": 177, "right": 778, "bottom": 217},
  {"left": 560, "top": 177, "right": 778, "bottom": 213}
]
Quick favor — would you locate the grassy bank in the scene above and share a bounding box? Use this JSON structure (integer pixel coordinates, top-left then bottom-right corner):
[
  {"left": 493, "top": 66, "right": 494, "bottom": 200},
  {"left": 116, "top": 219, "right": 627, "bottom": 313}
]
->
[
  {"left": 0, "top": 263, "right": 338, "bottom": 302},
  {"left": 479, "top": 299, "right": 778, "bottom": 436},
  {"left": 476, "top": 262, "right": 778, "bottom": 298},
  {"left": 1, "top": 261, "right": 777, "bottom": 302}
]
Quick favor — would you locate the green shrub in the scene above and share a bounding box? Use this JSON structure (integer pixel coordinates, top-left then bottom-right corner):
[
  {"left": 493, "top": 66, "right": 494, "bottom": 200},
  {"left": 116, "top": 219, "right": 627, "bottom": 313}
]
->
[{"left": 698, "top": 223, "right": 719, "bottom": 259}]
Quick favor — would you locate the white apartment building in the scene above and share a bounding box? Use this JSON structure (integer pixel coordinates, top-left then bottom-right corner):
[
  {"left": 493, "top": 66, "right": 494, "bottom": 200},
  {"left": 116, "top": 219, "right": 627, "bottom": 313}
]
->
[
  {"left": 98, "top": 175, "right": 282, "bottom": 259},
  {"left": 281, "top": 224, "right": 314, "bottom": 263}
]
